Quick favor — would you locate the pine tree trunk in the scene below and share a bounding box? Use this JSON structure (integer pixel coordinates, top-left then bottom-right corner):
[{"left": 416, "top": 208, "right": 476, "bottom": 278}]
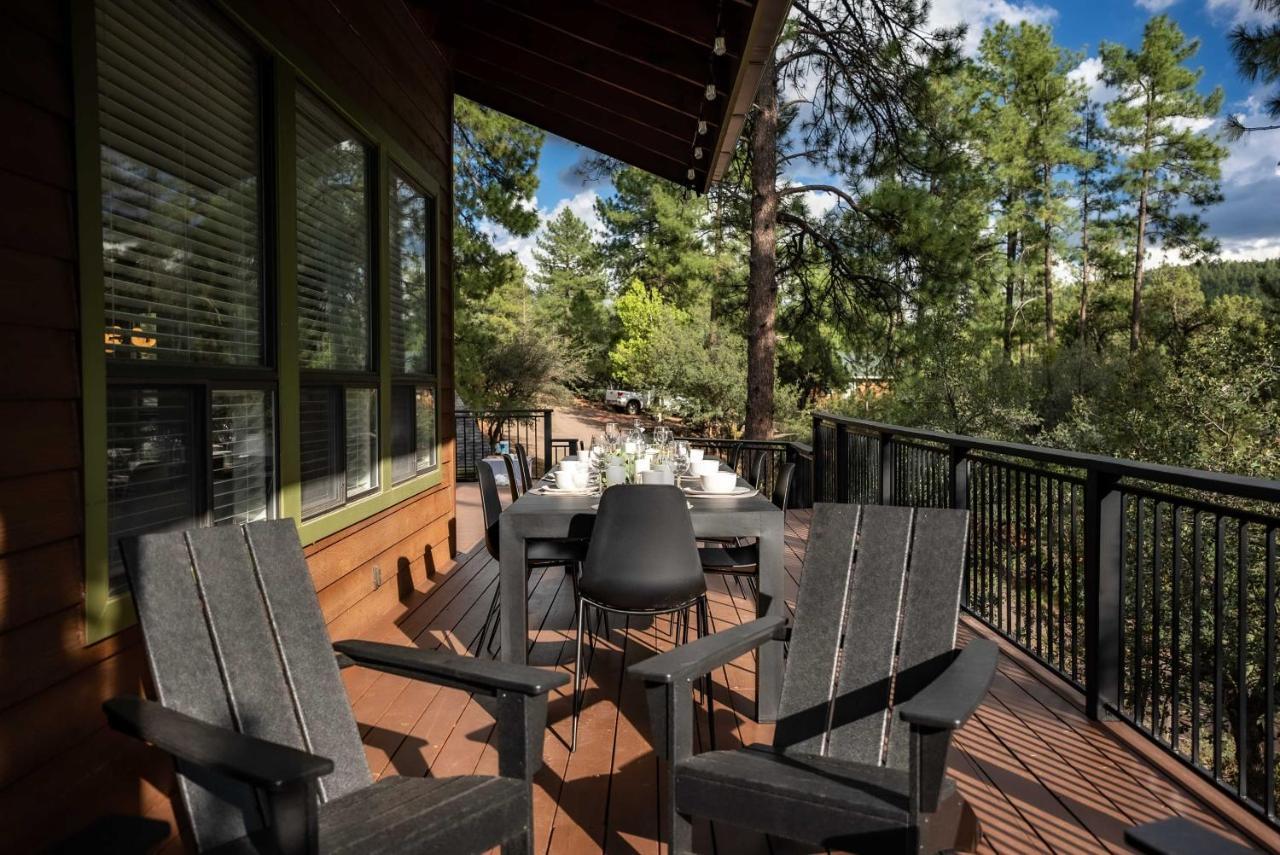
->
[
  {"left": 1043, "top": 166, "right": 1054, "bottom": 347},
  {"left": 1131, "top": 178, "right": 1149, "bottom": 352},
  {"left": 745, "top": 56, "right": 778, "bottom": 439},
  {"left": 1003, "top": 226, "right": 1017, "bottom": 361},
  {"left": 1079, "top": 197, "right": 1090, "bottom": 340}
]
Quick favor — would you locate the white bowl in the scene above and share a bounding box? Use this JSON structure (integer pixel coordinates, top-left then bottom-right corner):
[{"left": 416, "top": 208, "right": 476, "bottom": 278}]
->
[
  {"left": 640, "top": 469, "right": 674, "bottom": 485},
  {"left": 559, "top": 459, "right": 582, "bottom": 473},
  {"left": 694, "top": 459, "right": 721, "bottom": 478},
  {"left": 689, "top": 448, "right": 705, "bottom": 464},
  {"left": 699, "top": 471, "right": 738, "bottom": 494}
]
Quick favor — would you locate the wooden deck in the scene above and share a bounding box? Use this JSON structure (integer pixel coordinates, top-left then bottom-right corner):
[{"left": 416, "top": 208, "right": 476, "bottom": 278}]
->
[{"left": 342, "top": 505, "right": 1266, "bottom": 853}]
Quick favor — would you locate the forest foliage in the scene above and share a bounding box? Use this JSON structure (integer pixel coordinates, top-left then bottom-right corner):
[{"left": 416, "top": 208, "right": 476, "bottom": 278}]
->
[{"left": 453, "top": 11, "right": 1280, "bottom": 479}]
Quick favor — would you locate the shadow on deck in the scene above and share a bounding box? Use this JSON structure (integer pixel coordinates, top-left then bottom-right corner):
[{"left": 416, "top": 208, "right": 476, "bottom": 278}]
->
[{"left": 340, "top": 499, "right": 1264, "bottom": 853}]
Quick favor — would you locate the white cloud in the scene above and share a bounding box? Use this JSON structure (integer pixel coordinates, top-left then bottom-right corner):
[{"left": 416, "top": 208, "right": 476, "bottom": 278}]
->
[
  {"left": 1135, "top": 0, "right": 1178, "bottom": 10},
  {"left": 490, "top": 188, "right": 603, "bottom": 275},
  {"left": 926, "top": 0, "right": 1059, "bottom": 54},
  {"left": 1205, "top": 0, "right": 1272, "bottom": 25},
  {"left": 1068, "top": 57, "right": 1120, "bottom": 105}
]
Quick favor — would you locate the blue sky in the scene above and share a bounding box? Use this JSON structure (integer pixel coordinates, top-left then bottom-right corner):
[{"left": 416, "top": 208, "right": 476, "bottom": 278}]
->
[{"left": 498, "top": 0, "right": 1279, "bottom": 267}]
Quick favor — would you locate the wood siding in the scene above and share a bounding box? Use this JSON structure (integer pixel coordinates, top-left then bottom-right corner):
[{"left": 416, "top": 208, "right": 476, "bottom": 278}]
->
[{"left": 0, "top": 1, "right": 456, "bottom": 848}]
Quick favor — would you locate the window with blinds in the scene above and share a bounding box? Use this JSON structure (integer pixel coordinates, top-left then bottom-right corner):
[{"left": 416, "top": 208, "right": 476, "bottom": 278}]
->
[
  {"left": 106, "top": 388, "right": 199, "bottom": 591},
  {"left": 97, "top": 0, "right": 263, "bottom": 366},
  {"left": 96, "top": 0, "right": 275, "bottom": 597},
  {"left": 391, "top": 385, "right": 437, "bottom": 484},
  {"left": 389, "top": 170, "right": 433, "bottom": 376},
  {"left": 300, "top": 387, "right": 342, "bottom": 517},
  {"left": 296, "top": 88, "right": 372, "bottom": 372}
]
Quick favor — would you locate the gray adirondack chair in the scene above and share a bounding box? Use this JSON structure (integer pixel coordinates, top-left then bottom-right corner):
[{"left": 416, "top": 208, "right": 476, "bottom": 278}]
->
[
  {"left": 104, "top": 520, "right": 567, "bottom": 854},
  {"left": 630, "top": 503, "right": 998, "bottom": 854}
]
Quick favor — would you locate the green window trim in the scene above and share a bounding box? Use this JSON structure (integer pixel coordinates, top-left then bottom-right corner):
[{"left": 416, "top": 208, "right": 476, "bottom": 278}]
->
[{"left": 75, "top": 0, "right": 447, "bottom": 644}]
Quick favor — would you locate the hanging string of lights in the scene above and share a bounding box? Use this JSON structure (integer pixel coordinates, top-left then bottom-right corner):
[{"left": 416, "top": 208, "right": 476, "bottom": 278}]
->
[{"left": 687, "top": 0, "right": 728, "bottom": 188}]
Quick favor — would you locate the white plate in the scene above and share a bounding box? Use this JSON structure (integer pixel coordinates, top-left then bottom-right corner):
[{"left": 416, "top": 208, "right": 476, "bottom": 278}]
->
[
  {"left": 683, "top": 485, "right": 758, "bottom": 498},
  {"left": 534, "top": 485, "right": 599, "bottom": 496}
]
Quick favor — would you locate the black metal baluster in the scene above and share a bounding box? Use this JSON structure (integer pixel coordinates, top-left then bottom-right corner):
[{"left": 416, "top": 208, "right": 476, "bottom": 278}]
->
[
  {"left": 1172, "top": 506, "right": 1183, "bottom": 756},
  {"left": 1237, "top": 519, "right": 1249, "bottom": 801},
  {"left": 1153, "top": 501, "right": 1162, "bottom": 737},
  {"left": 1134, "top": 496, "right": 1145, "bottom": 724},
  {"left": 1192, "top": 511, "right": 1203, "bottom": 769},
  {"left": 1266, "top": 525, "right": 1276, "bottom": 819},
  {"left": 1215, "top": 514, "right": 1226, "bottom": 780},
  {"left": 1057, "top": 477, "right": 1066, "bottom": 674},
  {"left": 1072, "top": 482, "right": 1080, "bottom": 683}
]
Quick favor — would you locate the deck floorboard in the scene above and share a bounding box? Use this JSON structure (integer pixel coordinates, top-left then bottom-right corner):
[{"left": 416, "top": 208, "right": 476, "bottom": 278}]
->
[{"left": 349, "top": 506, "right": 1262, "bottom": 853}]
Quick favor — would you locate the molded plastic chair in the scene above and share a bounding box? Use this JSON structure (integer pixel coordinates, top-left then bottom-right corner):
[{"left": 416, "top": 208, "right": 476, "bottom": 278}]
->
[
  {"left": 748, "top": 450, "right": 768, "bottom": 491},
  {"left": 502, "top": 453, "right": 523, "bottom": 501},
  {"left": 106, "top": 520, "right": 567, "bottom": 855},
  {"left": 475, "top": 462, "right": 587, "bottom": 655},
  {"left": 573, "top": 485, "right": 711, "bottom": 751},
  {"left": 698, "top": 461, "right": 796, "bottom": 599},
  {"left": 514, "top": 443, "right": 534, "bottom": 489},
  {"left": 631, "top": 503, "right": 996, "bottom": 854}
]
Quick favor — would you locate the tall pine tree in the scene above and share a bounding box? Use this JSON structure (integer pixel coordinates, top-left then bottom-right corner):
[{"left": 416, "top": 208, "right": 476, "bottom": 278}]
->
[
  {"left": 531, "top": 207, "right": 612, "bottom": 385},
  {"left": 1101, "top": 16, "right": 1227, "bottom": 350}
]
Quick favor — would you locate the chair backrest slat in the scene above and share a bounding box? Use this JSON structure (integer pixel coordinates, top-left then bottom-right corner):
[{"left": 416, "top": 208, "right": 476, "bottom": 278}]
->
[
  {"left": 825, "top": 505, "right": 914, "bottom": 763},
  {"left": 773, "top": 503, "right": 861, "bottom": 754},
  {"left": 125, "top": 521, "right": 372, "bottom": 851},
  {"left": 123, "top": 530, "right": 265, "bottom": 850},
  {"left": 773, "top": 503, "right": 970, "bottom": 770},
  {"left": 881, "top": 508, "right": 969, "bottom": 770},
  {"left": 244, "top": 521, "right": 372, "bottom": 798}
]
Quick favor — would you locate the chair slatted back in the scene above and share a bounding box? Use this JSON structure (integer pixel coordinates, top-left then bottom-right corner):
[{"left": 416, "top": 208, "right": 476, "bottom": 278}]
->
[
  {"left": 123, "top": 521, "right": 371, "bottom": 851},
  {"left": 773, "top": 503, "right": 968, "bottom": 770}
]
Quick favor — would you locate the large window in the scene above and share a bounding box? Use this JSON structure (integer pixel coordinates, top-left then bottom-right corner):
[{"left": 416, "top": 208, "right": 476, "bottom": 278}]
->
[
  {"left": 295, "top": 89, "right": 379, "bottom": 517},
  {"left": 389, "top": 170, "right": 438, "bottom": 482},
  {"left": 97, "top": 0, "right": 274, "bottom": 593},
  {"left": 83, "top": 0, "right": 442, "bottom": 636}
]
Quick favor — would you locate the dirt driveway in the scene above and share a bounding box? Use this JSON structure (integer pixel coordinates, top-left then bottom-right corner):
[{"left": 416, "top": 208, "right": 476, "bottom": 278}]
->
[{"left": 550, "top": 399, "right": 684, "bottom": 448}]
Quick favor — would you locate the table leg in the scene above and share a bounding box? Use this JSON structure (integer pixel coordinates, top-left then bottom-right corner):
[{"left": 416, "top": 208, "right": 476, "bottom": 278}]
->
[
  {"left": 498, "top": 523, "right": 528, "bottom": 664},
  {"left": 756, "top": 513, "right": 785, "bottom": 721}
]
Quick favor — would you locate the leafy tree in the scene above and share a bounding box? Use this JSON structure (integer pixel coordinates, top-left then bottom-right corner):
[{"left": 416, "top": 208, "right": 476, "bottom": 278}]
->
[
  {"left": 1070, "top": 102, "right": 1125, "bottom": 341},
  {"left": 1101, "top": 16, "right": 1227, "bottom": 350},
  {"left": 452, "top": 98, "right": 544, "bottom": 406},
  {"left": 595, "top": 168, "right": 714, "bottom": 309},
  {"left": 531, "top": 207, "right": 613, "bottom": 385},
  {"left": 1225, "top": 0, "right": 1280, "bottom": 139}
]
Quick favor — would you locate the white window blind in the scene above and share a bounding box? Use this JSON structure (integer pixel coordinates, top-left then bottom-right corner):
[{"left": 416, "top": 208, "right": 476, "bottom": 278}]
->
[
  {"left": 106, "top": 388, "right": 199, "bottom": 591},
  {"left": 211, "top": 390, "right": 274, "bottom": 526},
  {"left": 97, "top": 0, "right": 263, "bottom": 366},
  {"left": 389, "top": 171, "right": 432, "bottom": 376},
  {"left": 296, "top": 89, "right": 372, "bottom": 371},
  {"left": 300, "top": 387, "right": 342, "bottom": 517}
]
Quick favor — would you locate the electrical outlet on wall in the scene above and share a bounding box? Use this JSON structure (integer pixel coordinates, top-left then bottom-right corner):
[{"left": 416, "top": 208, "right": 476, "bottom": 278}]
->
[{"left": 373, "top": 565, "right": 382, "bottom": 588}]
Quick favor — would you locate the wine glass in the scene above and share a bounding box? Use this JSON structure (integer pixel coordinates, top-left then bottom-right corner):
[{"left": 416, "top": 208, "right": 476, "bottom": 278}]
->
[
  {"left": 604, "top": 422, "right": 619, "bottom": 453},
  {"left": 671, "top": 440, "right": 691, "bottom": 484}
]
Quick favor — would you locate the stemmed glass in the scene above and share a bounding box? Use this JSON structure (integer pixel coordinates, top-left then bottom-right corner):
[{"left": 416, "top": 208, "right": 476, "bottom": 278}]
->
[
  {"left": 604, "top": 422, "right": 620, "bottom": 453},
  {"left": 671, "top": 440, "right": 691, "bottom": 485},
  {"left": 653, "top": 425, "right": 672, "bottom": 449}
]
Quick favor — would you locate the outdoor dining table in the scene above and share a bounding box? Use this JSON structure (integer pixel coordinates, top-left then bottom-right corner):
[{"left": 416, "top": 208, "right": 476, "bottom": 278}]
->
[{"left": 497, "top": 460, "right": 786, "bottom": 722}]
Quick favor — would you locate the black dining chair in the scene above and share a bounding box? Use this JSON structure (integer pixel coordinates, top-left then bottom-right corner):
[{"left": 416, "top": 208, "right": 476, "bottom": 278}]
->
[
  {"left": 514, "top": 443, "right": 535, "bottom": 489},
  {"left": 698, "top": 461, "right": 795, "bottom": 601},
  {"left": 572, "top": 484, "right": 712, "bottom": 751},
  {"left": 501, "top": 452, "right": 524, "bottom": 501},
  {"left": 748, "top": 449, "right": 768, "bottom": 490},
  {"left": 475, "top": 463, "right": 587, "bottom": 656}
]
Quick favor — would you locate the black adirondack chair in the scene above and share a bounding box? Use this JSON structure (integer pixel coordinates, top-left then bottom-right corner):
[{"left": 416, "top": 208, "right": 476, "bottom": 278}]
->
[
  {"left": 630, "top": 503, "right": 998, "bottom": 854},
  {"left": 105, "top": 520, "right": 567, "bottom": 854}
]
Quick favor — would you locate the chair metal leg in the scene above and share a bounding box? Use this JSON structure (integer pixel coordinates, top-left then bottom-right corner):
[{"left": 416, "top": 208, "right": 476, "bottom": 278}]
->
[
  {"left": 478, "top": 583, "right": 502, "bottom": 657},
  {"left": 572, "top": 598, "right": 587, "bottom": 752},
  {"left": 697, "top": 596, "right": 716, "bottom": 751}
]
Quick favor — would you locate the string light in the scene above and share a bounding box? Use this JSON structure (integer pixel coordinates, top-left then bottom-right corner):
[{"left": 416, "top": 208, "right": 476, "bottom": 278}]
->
[
  {"left": 698, "top": 120, "right": 708, "bottom": 135},
  {"left": 694, "top": 147, "right": 703, "bottom": 160},
  {"left": 687, "top": 1, "right": 726, "bottom": 191},
  {"left": 713, "top": 36, "right": 726, "bottom": 56},
  {"left": 704, "top": 83, "right": 717, "bottom": 101},
  {"left": 687, "top": 168, "right": 696, "bottom": 181}
]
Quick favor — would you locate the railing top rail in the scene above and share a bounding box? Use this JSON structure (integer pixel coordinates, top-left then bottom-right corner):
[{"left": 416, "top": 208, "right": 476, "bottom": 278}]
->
[
  {"left": 457, "top": 408, "right": 552, "bottom": 416},
  {"left": 815, "top": 411, "right": 1280, "bottom": 503}
]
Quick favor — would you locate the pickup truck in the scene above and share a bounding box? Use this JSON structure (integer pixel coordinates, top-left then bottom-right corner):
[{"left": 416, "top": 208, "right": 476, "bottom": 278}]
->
[{"left": 603, "top": 388, "right": 653, "bottom": 415}]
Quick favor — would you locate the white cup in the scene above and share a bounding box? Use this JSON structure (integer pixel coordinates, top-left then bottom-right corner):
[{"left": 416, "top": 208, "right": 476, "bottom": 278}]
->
[
  {"left": 640, "top": 469, "right": 674, "bottom": 485},
  {"left": 560, "top": 459, "right": 581, "bottom": 474},
  {"left": 555, "top": 471, "right": 579, "bottom": 490},
  {"left": 606, "top": 464, "right": 627, "bottom": 486},
  {"left": 689, "top": 448, "right": 705, "bottom": 464},
  {"left": 623, "top": 440, "right": 638, "bottom": 454},
  {"left": 700, "top": 471, "right": 738, "bottom": 494},
  {"left": 572, "top": 469, "right": 589, "bottom": 489},
  {"left": 694, "top": 459, "right": 720, "bottom": 478},
  {"left": 634, "top": 456, "right": 651, "bottom": 474}
]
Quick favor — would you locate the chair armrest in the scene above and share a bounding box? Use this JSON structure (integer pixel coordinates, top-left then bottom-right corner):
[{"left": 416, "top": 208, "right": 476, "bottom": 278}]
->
[
  {"left": 628, "top": 616, "right": 786, "bottom": 685},
  {"left": 103, "top": 696, "right": 333, "bottom": 791},
  {"left": 896, "top": 639, "right": 998, "bottom": 730},
  {"left": 334, "top": 640, "right": 568, "bottom": 697}
]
